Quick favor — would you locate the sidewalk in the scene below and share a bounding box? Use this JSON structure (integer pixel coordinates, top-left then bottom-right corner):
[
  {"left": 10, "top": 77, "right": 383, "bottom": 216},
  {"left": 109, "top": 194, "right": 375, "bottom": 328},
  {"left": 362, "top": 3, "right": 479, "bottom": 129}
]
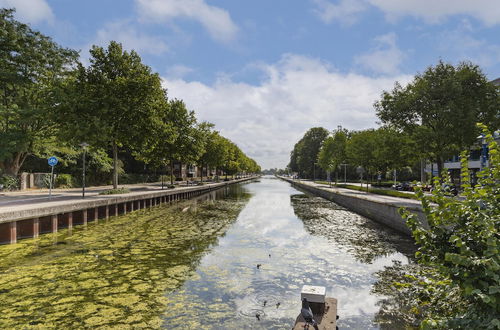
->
[
  {"left": 286, "top": 178, "right": 423, "bottom": 209},
  {"left": 0, "top": 179, "right": 222, "bottom": 209}
]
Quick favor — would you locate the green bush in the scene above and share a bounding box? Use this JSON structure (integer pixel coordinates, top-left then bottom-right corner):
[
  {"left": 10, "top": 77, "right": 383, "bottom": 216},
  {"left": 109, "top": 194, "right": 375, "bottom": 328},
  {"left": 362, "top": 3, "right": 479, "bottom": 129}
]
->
[
  {"left": 0, "top": 175, "right": 19, "bottom": 191},
  {"left": 119, "top": 173, "right": 159, "bottom": 184},
  {"left": 399, "top": 125, "right": 500, "bottom": 328},
  {"left": 55, "top": 174, "right": 73, "bottom": 188},
  {"left": 98, "top": 188, "right": 130, "bottom": 195},
  {"left": 335, "top": 184, "right": 418, "bottom": 200},
  {"left": 371, "top": 181, "right": 394, "bottom": 188}
]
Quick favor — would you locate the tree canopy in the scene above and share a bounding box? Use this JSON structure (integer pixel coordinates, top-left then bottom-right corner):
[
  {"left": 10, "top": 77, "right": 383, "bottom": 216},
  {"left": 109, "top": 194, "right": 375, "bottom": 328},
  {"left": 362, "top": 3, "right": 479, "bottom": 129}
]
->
[
  {"left": 288, "top": 127, "right": 329, "bottom": 179},
  {"left": 61, "top": 41, "right": 167, "bottom": 188},
  {"left": 0, "top": 8, "right": 78, "bottom": 176},
  {"left": 375, "top": 61, "right": 500, "bottom": 174},
  {"left": 318, "top": 128, "right": 348, "bottom": 182}
]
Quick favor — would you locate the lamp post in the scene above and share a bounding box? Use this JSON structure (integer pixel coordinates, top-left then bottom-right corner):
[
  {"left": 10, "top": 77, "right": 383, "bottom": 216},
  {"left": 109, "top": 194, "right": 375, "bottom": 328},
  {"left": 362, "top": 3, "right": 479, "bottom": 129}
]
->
[{"left": 79, "top": 142, "right": 89, "bottom": 198}]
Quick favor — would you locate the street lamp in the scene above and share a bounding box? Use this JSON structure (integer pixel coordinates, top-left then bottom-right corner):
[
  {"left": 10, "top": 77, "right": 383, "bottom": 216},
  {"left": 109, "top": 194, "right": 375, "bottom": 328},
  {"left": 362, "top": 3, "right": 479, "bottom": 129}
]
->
[{"left": 79, "top": 142, "right": 89, "bottom": 198}]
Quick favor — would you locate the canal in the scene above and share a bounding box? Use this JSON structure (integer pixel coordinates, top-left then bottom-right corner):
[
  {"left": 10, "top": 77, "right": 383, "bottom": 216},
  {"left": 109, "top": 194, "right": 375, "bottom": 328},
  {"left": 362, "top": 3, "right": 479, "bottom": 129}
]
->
[{"left": 0, "top": 176, "right": 415, "bottom": 329}]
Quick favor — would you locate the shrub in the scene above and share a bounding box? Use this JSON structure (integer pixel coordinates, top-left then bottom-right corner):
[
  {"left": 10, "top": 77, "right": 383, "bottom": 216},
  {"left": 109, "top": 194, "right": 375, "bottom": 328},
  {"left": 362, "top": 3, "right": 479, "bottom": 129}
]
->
[
  {"left": 401, "top": 125, "right": 500, "bottom": 328},
  {"left": 98, "top": 188, "right": 130, "bottom": 195},
  {"left": 0, "top": 175, "right": 19, "bottom": 191},
  {"left": 335, "top": 184, "right": 418, "bottom": 200},
  {"left": 371, "top": 181, "right": 394, "bottom": 188},
  {"left": 55, "top": 174, "right": 73, "bottom": 188}
]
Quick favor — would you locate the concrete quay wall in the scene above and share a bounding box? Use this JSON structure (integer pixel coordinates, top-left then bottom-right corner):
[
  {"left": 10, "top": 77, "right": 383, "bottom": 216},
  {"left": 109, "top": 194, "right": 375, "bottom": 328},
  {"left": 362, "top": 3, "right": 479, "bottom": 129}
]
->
[
  {"left": 0, "top": 177, "right": 257, "bottom": 244},
  {"left": 281, "top": 177, "right": 427, "bottom": 236}
]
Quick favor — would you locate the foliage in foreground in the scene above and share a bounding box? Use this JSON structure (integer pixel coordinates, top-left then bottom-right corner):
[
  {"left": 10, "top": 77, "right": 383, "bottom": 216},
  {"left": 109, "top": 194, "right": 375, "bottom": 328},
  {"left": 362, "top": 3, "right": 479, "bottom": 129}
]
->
[{"left": 398, "top": 125, "right": 499, "bottom": 328}]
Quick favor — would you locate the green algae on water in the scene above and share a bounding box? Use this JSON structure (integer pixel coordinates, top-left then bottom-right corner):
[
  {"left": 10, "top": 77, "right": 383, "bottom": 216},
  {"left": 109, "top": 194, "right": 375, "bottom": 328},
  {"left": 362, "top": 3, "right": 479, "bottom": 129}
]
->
[{"left": 0, "top": 192, "right": 250, "bottom": 329}]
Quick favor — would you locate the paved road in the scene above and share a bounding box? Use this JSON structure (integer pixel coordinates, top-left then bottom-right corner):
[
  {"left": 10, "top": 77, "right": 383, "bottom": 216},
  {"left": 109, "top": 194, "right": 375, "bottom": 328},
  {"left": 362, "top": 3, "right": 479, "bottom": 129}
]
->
[{"left": 0, "top": 181, "right": 211, "bottom": 209}]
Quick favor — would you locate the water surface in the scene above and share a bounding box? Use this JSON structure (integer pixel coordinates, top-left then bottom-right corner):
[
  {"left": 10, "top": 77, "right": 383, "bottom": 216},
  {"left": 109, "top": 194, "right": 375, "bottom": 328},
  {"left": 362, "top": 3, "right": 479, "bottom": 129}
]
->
[{"left": 0, "top": 177, "right": 415, "bottom": 329}]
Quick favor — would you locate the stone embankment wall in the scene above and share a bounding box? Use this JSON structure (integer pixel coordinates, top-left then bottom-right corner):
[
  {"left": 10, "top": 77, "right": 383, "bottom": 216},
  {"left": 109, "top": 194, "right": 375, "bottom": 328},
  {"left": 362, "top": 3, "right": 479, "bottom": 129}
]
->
[
  {"left": 0, "top": 177, "right": 258, "bottom": 244},
  {"left": 280, "top": 177, "right": 427, "bottom": 236}
]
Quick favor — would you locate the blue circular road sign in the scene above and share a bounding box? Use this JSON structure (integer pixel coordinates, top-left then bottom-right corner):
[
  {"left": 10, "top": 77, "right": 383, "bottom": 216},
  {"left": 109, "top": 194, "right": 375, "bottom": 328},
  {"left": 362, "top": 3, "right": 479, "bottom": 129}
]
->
[{"left": 48, "top": 156, "right": 58, "bottom": 167}]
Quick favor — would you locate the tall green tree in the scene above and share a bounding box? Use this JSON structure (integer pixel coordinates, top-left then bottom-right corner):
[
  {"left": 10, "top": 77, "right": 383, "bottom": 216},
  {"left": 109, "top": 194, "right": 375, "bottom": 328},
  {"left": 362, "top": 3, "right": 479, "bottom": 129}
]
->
[
  {"left": 375, "top": 61, "right": 500, "bottom": 175},
  {"left": 61, "top": 41, "right": 165, "bottom": 188},
  {"left": 346, "top": 129, "right": 378, "bottom": 182},
  {"left": 289, "top": 127, "right": 329, "bottom": 179},
  {"left": 201, "top": 131, "right": 229, "bottom": 179},
  {"left": 194, "top": 121, "right": 215, "bottom": 182},
  {"left": 318, "top": 136, "right": 335, "bottom": 181},
  {"left": 138, "top": 99, "right": 201, "bottom": 185},
  {"left": 0, "top": 9, "right": 78, "bottom": 176},
  {"left": 318, "top": 129, "right": 348, "bottom": 183},
  {"left": 373, "top": 127, "right": 417, "bottom": 175}
]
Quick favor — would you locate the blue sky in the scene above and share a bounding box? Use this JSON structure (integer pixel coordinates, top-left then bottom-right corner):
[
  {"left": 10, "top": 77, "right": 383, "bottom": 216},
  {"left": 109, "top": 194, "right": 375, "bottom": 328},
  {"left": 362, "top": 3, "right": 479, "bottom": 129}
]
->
[{"left": 3, "top": 0, "right": 500, "bottom": 169}]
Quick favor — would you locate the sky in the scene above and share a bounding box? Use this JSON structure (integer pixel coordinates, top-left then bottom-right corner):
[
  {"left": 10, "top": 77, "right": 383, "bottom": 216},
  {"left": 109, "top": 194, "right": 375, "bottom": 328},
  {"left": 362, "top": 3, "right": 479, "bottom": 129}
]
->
[{"left": 3, "top": 0, "right": 500, "bottom": 169}]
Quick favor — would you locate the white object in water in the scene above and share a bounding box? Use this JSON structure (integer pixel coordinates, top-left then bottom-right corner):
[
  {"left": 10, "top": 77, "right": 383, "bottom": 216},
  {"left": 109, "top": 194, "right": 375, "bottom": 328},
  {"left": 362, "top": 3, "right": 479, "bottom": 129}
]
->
[{"left": 301, "top": 285, "right": 326, "bottom": 303}]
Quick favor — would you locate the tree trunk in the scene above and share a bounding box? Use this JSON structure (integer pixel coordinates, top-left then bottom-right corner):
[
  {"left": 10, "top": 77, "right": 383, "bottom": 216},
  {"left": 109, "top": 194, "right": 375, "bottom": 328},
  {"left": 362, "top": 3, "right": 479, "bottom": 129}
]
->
[
  {"left": 436, "top": 156, "right": 444, "bottom": 180},
  {"left": 112, "top": 142, "right": 118, "bottom": 189},
  {"left": 170, "top": 159, "right": 174, "bottom": 185},
  {"left": 200, "top": 162, "right": 203, "bottom": 183},
  {"left": 0, "top": 152, "right": 27, "bottom": 177}
]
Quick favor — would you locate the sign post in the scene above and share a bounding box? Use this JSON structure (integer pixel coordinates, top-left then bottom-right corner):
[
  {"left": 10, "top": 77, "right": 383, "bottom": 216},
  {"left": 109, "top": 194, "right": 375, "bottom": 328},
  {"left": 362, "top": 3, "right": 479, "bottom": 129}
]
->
[{"left": 48, "top": 156, "right": 58, "bottom": 198}]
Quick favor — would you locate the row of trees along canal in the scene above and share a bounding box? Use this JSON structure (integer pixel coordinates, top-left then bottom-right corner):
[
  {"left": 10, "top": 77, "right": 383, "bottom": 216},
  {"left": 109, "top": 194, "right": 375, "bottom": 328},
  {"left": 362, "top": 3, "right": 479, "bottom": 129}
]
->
[
  {"left": 289, "top": 61, "right": 500, "bottom": 328},
  {"left": 289, "top": 61, "right": 499, "bottom": 185},
  {"left": 0, "top": 9, "right": 260, "bottom": 190}
]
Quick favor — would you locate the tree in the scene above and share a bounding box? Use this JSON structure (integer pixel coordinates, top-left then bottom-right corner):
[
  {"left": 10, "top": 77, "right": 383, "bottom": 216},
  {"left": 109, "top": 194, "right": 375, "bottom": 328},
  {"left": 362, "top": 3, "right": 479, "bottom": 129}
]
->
[
  {"left": 201, "top": 131, "right": 228, "bottom": 180},
  {"left": 318, "top": 136, "right": 335, "bottom": 182},
  {"left": 61, "top": 41, "right": 165, "bottom": 188},
  {"left": 0, "top": 9, "right": 78, "bottom": 176},
  {"left": 372, "top": 127, "right": 417, "bottom": 176},
  {"left": 289, "top": 127, "right": 329, "bottom": 179},
  {"left": 194, "top": 122, "right": 215, "bottom": 182},
  {"left": 401, "top": 125, "right": 500, "bottom": 328},
  {"left": 139, "top": 99, "right": 201, "bottom": 185},
  {"left": 166, "top": 100, "right": 205, "bottom": 183},
  {"left": 375, "top": 61, "right": 500, "bottom": 175},
  {"left": 318, "top": 129, "right": 349, "bottom": 183}
]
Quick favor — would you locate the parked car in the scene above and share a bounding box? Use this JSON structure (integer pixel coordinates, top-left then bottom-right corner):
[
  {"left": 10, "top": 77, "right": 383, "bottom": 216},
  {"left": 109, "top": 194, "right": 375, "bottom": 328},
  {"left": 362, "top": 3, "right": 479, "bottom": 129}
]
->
[
  {"left": 393, "top": 182, "right": 413, "bottom": 191},
  {"left": 413, "top": 182, "right": 432, "bottom": 191},
  {"left": 430, "top": 184, "right": 458, "bottom": 196}
]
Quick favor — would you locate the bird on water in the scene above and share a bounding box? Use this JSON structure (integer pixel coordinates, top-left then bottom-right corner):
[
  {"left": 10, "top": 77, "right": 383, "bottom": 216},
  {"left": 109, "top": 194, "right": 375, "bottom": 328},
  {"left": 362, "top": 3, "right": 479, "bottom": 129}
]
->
[{"left": 301, "top": 298, "right": 319, "bottom": 330}]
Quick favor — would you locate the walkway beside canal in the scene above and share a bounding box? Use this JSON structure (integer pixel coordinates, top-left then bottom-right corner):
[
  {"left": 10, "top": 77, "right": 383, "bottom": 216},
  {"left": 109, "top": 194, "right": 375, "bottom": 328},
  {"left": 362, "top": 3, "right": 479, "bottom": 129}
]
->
[
  {"left": 278, "top": 176, "right": 427, "bottom": 235},
  {"left": 0, "top": 177, "right": 258, "bottom": 244}
]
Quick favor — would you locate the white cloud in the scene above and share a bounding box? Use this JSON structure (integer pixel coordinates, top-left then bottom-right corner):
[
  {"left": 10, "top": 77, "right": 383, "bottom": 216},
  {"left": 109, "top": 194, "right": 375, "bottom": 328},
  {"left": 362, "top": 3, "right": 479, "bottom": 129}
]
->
[
  {"left": 354, "top": 32, "right": 405, "bottom": 75},
  {"left": 369, "top": 0, "right": 500, "bottom": 26},
  {"left": 161, "top": 54, "right": 411, "bottom": 169},
  {"left": 136, "top": 0, "right": 238, "bottom": 43},
  {"left": 1, "top": 0, "right": 53, "bottom": 24},
  {"left": 312, "top": 0, "right": 367, "bottom": 25},
  {"left": 312, "top": 0, "right": 500, "bottom": 26},
  {"left": 92, "top": 21, "right": 168, "bottom": 56},
  {"left": 436, "top": 26, "right": 500, "bottom": 69}
]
